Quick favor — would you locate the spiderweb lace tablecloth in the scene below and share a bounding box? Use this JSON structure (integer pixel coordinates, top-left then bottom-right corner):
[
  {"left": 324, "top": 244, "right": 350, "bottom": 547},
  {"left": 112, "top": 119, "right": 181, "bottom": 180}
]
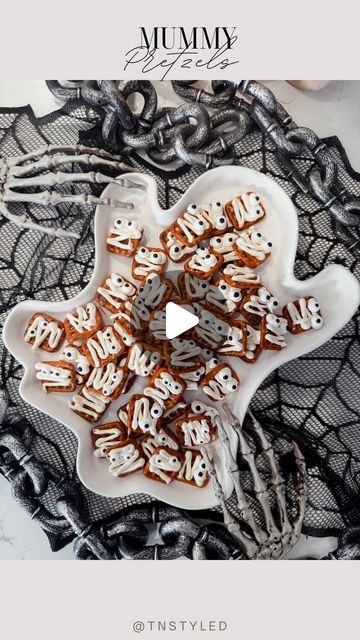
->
[{"left": 0, "top": 99, "right": 359, "bottom": 551}]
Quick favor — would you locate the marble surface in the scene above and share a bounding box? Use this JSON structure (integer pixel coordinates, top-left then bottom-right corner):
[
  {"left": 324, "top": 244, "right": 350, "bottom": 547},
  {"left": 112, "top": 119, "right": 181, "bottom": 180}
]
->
[{"left": 0, "top": 80, "right": 358, "bottom": 560}]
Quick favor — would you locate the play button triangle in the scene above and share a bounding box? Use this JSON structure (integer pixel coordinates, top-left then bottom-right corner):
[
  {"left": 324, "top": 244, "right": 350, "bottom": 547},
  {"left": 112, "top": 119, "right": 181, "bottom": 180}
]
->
[{"left": 165, "top": 301, "right": 199, "bottom": 340}]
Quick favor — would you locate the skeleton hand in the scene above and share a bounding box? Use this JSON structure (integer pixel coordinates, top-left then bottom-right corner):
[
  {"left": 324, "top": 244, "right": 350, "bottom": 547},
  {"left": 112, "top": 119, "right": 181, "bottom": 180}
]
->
[
  {"left": 202, "top": 405, "right": 306, "bottom": 559},
  {"left": 0, "top": 144, "right": 145, "bottom": 239}
]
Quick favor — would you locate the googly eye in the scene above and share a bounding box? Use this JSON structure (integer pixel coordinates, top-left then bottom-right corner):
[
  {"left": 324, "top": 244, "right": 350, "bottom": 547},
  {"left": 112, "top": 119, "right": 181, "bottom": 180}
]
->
[
  {"left": 272, "top": 300, "right": 279, "bottom": 307},
  {"left": 151, "top": 353, "right": 161, "bottom": 363},
  {"left": 188, "top": 203, "right": 198, "bottom": 213},
  {"left": 174, "top": 246, "right": 180, "bottom": 253},
  {"left": 139, "top": 247, "right": 147, "bottom": 255},
  {"left": 201, "top": 283, "right": 208, "bottom": 289},
  {"left": 188, "top": 340, "right": 195, "bottom": 347},
  {"left": 127, "top": 221, "right": 133, "bottom": 227},
  {"left": 228, "top": 236, "right": 234, "bottom": 243},
  {"left": 171, "top": 457, "right": 178, "bottom": 464},
  {"left": 267, "top": 242, "right": 273, "bottom": 249},
  {"left": 231, "top": 384, "right": 237, "bottom": 390},
  {"left": 216, "top": 238, "right": 222, "bottom": 244},
  {"left": 104, "top": 330, "right": 112, "bottom": 339},
  {"left": 228, "top": 335, "right": 233, "bottom": 342},
  {"left": 255, "top": 232, "right": 262, "bottom": 239},
  {"left": 155, "top": 457, "right": 162, "bottom": 465},
  {"left": 219, "top": 217, "right": 225, "bottom": 224},
  {"left": 256, "top": 209, "right": 262, "bottom": 216},
  {"left": 201, "top": 462, "right": 207, "bottom": 470},
  {"left": 159, "top": 435, "right": 167, "bottom": 443},
  {"left": 103, "top": 389, "right": 111, "bottom": 396},
  {"left": 114, "top": 218, "right": 124, "bottom": 227},
  {"left": 125, "top": 454, "right": 132, "bottom": 460},
  {"left": 311, "top": 316, "right": 323, "bottom": 329},
  {"left": 220, "top": 284, "right": 227, "bottom": 291}
]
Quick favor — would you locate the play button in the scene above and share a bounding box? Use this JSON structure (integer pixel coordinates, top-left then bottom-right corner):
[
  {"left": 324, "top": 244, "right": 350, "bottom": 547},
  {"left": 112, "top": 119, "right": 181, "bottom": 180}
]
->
[{"left": 165, "top": 301, "right": 199, "bottom": 339}]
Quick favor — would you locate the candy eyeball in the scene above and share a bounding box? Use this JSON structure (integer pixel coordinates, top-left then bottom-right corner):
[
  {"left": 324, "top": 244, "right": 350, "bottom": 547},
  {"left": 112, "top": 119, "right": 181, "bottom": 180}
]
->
[
  {"left": 150, "top": 251, "right": 165, "bottom": 264},
  {"left": 211, "top": 200, "right": 223, "bottom": 214},
  {"left": 230, "top": 289, "right": 241, "bottom": 302},
  {"left": 114, "top": 217, "right": 125, "bottom": 228},
  {"left": 112, "top": 274, "right": 124, "bottom": 286},
  {"left": 171, "top": 457, "right": 179, "bottom": 465},
  {"left": 139, "top": 247, "right": 148, "bottom": 256},
  {"left": 187, "top": 203, "right": 199, "bottom": 214},
  {"left": 266, "top": 241, "right": 273, "bottom": 249},
  {"left": 258, "top": 287, "right": 271, "bottom": 303},
  {"left": 200, "top": 282, "right": 209, "bottom": 291},
  {"left": 103, "top": 329, "right": 113, "bottom": 340},
  {"left": 269, "top": 298, "right": 279, "bottom": 310},
  {"left": 64, "top": 347, "right": 77, "bottom": 360},
  {"left": 150, "top": 352, "right": 161, "bottom": 363},
  {"left": 311, "top": 315, "right": 323, "bottom": 329},
  {"left": 308, "top": 298, "right": 320, "bottom": 314},
  {"left": 151, "top": 403, "right": 163, "bottom": 418}
]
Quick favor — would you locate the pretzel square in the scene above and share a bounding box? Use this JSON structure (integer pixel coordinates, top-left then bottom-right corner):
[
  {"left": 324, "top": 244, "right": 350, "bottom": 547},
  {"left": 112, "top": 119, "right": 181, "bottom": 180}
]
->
[
  {"left": 106, "top": 439, "right": 146, "bottom": 477},
  {"left": 24, "top": 313, "right": 65, "bottom": 352},
  {"left": 64, "top": 303, "right": 102, "bottom": 344},
  {"left": 176, "top": 449, "right": 209, "bottom": 488},
  {"left": 184, "top": 247, "right": 223, "bottom": 280},
  {"left": 96, "top": 273, "right": 137, "bottom": 315},
  {"left": 35, "top": 360, "right": 76, "bottom": 393},
  {"left": 91, "top": 421, "right": 127, "bottom": 458},
  {"left": 144, "top": 446, "right": 185, "bottom": 484},
  {"left": 106, "top": 217, "right": 143, "bottom": 257},
  {"left": 81, "top": 325, "right": 126, "bottom": 368},
  {"left": 132, "top": 246, "right": 167, "bottom": 281}
]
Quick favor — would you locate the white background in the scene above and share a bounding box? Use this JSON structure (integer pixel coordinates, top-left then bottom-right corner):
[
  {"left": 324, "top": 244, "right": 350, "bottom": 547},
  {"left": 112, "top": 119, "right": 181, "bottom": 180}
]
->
[{"left": 0, "top": 79, "right": 359, "bottom": 559}]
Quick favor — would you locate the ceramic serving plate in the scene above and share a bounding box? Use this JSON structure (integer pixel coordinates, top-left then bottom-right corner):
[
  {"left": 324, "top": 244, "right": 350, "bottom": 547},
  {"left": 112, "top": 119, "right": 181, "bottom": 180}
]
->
[{"left": 3, "top": 167, "right": 360, "bottom": 509}]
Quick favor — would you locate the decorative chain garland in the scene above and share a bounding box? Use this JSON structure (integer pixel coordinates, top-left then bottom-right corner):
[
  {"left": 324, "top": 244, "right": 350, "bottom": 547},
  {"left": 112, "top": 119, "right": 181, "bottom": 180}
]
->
[{"left": 46, "top": 79, "right": 360, "bottom": 255}]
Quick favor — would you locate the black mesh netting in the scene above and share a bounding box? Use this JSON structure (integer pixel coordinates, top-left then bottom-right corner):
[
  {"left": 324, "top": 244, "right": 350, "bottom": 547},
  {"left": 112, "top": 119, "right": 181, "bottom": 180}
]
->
[{"left": 0, "top": 96, "right": 359, "bottom": 549}]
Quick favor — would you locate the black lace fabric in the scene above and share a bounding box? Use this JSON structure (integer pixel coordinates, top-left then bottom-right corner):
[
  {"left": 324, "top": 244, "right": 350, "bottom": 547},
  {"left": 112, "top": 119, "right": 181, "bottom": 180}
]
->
[{"left": 0, "top": 98, "right": 359, "bottom": 542}]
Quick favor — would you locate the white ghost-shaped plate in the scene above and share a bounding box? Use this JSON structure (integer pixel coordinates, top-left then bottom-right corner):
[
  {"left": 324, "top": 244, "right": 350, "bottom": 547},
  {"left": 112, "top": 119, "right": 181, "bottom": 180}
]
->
[{"left": 3, "top": 167, "right": 360, "bottom": 509}]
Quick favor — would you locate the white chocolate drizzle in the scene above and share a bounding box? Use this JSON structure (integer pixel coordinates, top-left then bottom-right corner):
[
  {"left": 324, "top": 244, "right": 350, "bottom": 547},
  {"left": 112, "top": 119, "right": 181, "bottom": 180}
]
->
[
  {"left": 108, "top": 442, "right": 145, "bottom": 476},
  {"left": 35, "top": 362, "right": 73, "bottom": 392},
  {"left": 25, "top": 315, "right": 63, "bottom": 350},
  {"left": 134, "top": 247, "right": 166, "bottom": 278},
  {"left": 178, "top": 418, "right": 212, "bottom": 446},
  {"left": 223, "top": 263, "right": 260, "bottom": 286},
  {"left": 66, "top": 303, "right": 97, "bottom": 334},
  {"left": 107, "top": 217, "right": 142, "bottom": 251},
  {"left": 141, "top": 430, "right": 179, "bottom": 459},
  {"left": 286, "top": 297, "right": 323, "bottom": 330},
  {"left": 85, "top": 326, "right": 123, "bottom": 368},
  {"left": 97, "top": 273, "right": 136, "bottom": 310},
  {"left": 86, "top": 363, "right": 126, "bottom": 396},
  {"left": 144, "top": 371, "right": 183, "bottom": 407},
  {"left": 177, "top": 450, "right": 208, "bottom": 487},
  {"left": 236, "top": 229, "right": 272, "bottom": 261},
  {"left": 70, "top": 387, "right": 110, "bottom": 420},
  {"left": 93, "top": 425, "right": 124, "bottom": 458},
  {"left": 127, "top": 343, "right": 162, "bottom": 377},
  {"left": 229, "top": 192, "right": 264, "bottom": 228},
  {"left": 148, "top": 448, "right": 182, "bottom": 484}
]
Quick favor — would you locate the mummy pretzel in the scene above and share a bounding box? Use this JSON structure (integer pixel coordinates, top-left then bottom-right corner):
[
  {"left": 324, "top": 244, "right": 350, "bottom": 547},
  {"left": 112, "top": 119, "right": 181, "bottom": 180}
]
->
[
  {"left": 140, "top": 428, "right": 180, "bottom": 459},
  {"left": 81, "top": 325, "right": 126, "bottom": 368},
  {"left": 35, "top": 360, "right": 76, "bottom": 393},
  {"left": 234, "top": 229, "right": 272, "bottom": 268},
  {"left": 147, "top": 309, "right": 166, "bottom": 344},
  {"left": 184, "top": 246, "right": 223, "bottom": 280},
  {"left": 193, "top": 308, "right": 230, "bottom": 350},
  {"left": 209, "top": 232, "right": 240, "bottom": 263},
  {"left": 60, "top": 343, "right": 92, "bottom": 384},
  {"left": 160, "top": 228, "right": 197, "bottom": 263},
  {"left": 225, "top": 192, "right": 266, "bottom": 230},
  {"left": 200, "top": 362, "right": 239, "bottom": 401},
  {"left": 25, "top": 313, "right": 64, "bottom": 352},
  {"left": 96, "top": 273, "right": 137, "bottom": 314},
  {"left": 241, "top": 324, "right": 262, "bottom": 363},
  {"left": 190, "top": 400, "right": 220, "bottom": 424},
  {"left": 126, "top": 342, "right": 162, "bottom": 379},
  {"left": 176, "top": 450, "right": 209, "bottom": 488},
  {"left": 144, "top": 369, "right": 186, "bottom": 409},
  {"left": 64, "top": 303, "right": 102, "bottom": 344},
  {"left": 106, "top": 439, "right": 146, "bottom": 477},
  {"left": 107, "top": 217, "right": 143, "bottom": 256},
  {"left": 132, "top": 246, "right": 167, "bottom": 280},
  {"left": 144, "top": 447, "right": 184, "bottom": 484},
  {"left": 175, "top": 415, "right": 216, "bottom": 447},
  {"left": 113, "top": 299, "right": 149, "bottom": 338},
  {"left": 204, "top": 278, "right": 242, "bottom": 316},
  {"left": 222, "top": 264, "right": 261, "bottom": 289},
  {"left": 200, "top": 200, "right": 230, "bottom": 236},
  {"left": 171, "top": 203, "right": 211, "bottom": 246},
  {"left": 240, "top": 287, "right": 280, "bottom": 325},
  {"left": 178, "top": 366, "right": 205, "bottom": 391},
  {"left": 86, "top": 362, "right": 128, "bottom": 400},
  {"left": 177, "top": 272, "right": 210, "bottom": 301},
  {"left": 217, "top": 320, "right": 247, "bottom": 357},
  {"left": 260, "top": 313, "right": 288, "bottom": 350},
  {"left": 127, "top": 395, "right": 163, "bottom": 437},
  {"left": 164, "top": 338, "right": 202, "bottom": 373},
  {"left": 136, "top": 273, "right": 174, "bottom": 310},
  {"left": 70, "top": 385, "right": 110, "bottom": 422},
  {"left": 91, "top": 422, "right": 127, "bottom": 458},
  {"left": 283, "top": 297, "right": 323, "bottom": 333}
]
